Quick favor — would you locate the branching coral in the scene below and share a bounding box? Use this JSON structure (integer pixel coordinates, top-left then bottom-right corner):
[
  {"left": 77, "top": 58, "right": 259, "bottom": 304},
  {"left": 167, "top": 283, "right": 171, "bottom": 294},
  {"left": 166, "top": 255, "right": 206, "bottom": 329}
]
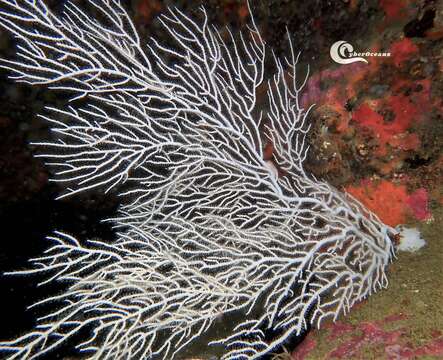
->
[{"left": 0, "top": 1, "right": 395, "bottom": 359}]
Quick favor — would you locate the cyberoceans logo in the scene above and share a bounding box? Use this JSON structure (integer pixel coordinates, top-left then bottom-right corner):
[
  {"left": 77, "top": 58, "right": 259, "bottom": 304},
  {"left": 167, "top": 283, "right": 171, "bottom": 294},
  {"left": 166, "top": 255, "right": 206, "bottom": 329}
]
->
[{"left": 330, "top": 40, "right": 391, "bottom": 65}]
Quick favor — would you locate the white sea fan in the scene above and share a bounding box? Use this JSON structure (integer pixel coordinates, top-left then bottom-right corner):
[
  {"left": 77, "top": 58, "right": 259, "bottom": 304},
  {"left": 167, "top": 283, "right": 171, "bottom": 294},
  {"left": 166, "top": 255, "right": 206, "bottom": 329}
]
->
[{"left": 0, "top": 1, "right": 396, "bottom": 359}]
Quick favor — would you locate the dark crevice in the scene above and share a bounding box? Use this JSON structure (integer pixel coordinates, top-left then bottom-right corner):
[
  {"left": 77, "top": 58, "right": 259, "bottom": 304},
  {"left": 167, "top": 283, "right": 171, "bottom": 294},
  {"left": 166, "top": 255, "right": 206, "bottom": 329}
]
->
[
  {"left": 404, "top": 9, "right": 435, "bottom": 38},
  {"left": 405, "top": 155, "right": 432, "bottom": 169}
]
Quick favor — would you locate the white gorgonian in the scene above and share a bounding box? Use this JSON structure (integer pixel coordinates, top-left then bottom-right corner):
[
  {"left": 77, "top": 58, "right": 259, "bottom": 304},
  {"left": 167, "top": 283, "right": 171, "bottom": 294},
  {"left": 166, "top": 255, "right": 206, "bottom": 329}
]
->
[{"left": 0, "top": 1, "right": 396, "bottom": 359}]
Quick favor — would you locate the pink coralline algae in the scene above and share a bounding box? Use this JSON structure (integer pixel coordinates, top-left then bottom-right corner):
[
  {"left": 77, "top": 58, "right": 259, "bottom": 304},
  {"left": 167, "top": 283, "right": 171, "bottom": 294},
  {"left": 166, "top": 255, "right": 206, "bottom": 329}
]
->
[
  {"left": 291, "top": 334, "right": 317, "bottom": 360},
  {"left": 379, "top": 0, "right": 415, "bottom": 21},
  {"left": 385, "top": 336, "right": 443, "bottom": 359},
  {"left": 296, "top": 313, "right": 443, "bottom": 360},
  {"left": 390, "top": 38, "right": 419, "bottom": 68},
  {"left": 352, "top": 77, "right": 432, "bottom": 157},
  {"left": 328, "top": 322, "right": 405, "bottom": 359},
  {"left": 346, "top": 180, "right": 432, "bottom": 227},
  {"left": 406, "top": 188, "right": 432, "bottom": 221}
]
